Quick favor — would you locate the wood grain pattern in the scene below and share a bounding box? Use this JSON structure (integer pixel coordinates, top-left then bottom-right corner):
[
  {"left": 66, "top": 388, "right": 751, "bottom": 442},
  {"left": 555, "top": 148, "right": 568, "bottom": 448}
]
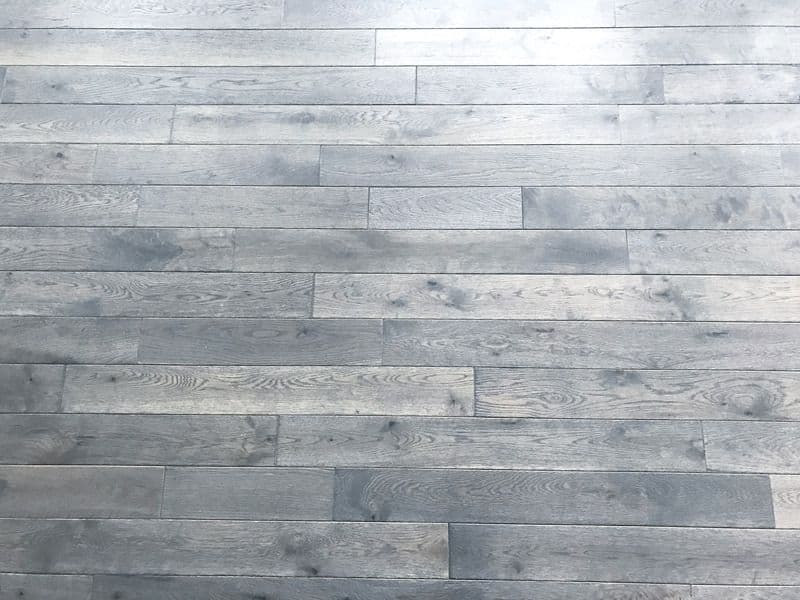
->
[
  {"left": 704, "top": 422, "right": 800, "bottom": 474},
  {"left": 0, "top": 144, "right": 95, "bottom": 184},
  {"left": 0, "top": 574, "right": 92, "bottom": 600},
  {"left": 663, "top": 65, "right": 800, "bottom": 103},
  {"left": 615, "top": 0, "right": 800, "bottom": 25},
  {"left": 770, "top": 475, "right": 800, "bottom": 528},
  {"left": 0, "top": 364, "right": 64, "bottom": 413},
  {"left": 0, "top": 184, "right": 138, "bottom": 226},
  {"left": 692, "top": 587, "right": 800, "bottom": 600}
]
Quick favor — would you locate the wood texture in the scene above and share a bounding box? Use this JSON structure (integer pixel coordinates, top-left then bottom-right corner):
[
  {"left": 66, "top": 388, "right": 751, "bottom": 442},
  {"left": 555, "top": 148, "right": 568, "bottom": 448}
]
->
[
  {"left": 0, "top": 574, "right": 92, "bottom": 600},
  {"left": 664, "top": 65, "right": 800, "bottom": 103},
  {"left": 0, "top": 184, "right": 138, "bottom": 226},
  {"left": 704, "top": 422, "right": 800, "bottom": 474},
  {"left": 0, "top": 144, "right": 95, "bottom": 184},
  {"left": 0, "top": 364, "right": 64, "bottom": 413},
  {"left": 770, "top": 475, "right": 800, "bottom": 528},
  {"left": 692, "top": 587, "right": 800, "bottom": 600},
  {"left": 615, "top": 0, "right": 800, "bottom": 26}
]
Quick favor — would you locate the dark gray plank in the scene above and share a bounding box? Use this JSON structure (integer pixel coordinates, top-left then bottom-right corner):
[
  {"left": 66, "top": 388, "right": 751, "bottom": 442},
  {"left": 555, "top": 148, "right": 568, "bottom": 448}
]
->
[
  {"left": 62, "top": 365, "right": 473, "bottom": 416},
  {"left": 616, "top": 0, "right": 800, "bottom": 25},
  {"left": 0, "top": 184, "right": 138, "bottom": 226},
  {"left": 475, "top": 368, "right": 800, "bottom": 420},
  {"left": 771, "top": 475, "right": 800, "bottom": 528},
  {"left": 0, "top": 519, "right": 448, "bottom": 577},
  {"left": 0, "top": 466, "right": 162, "bottom": 517},
  {"left": 450, "top": 524, "right": 800, "bottom": 584},
  {"left": 278, "top": 417, "right": 705, "bottom": 471},
  {"left": 693, "top": 587, "right": 800, "bottom": 600},
  {"left": 233, "top": 230, "right": 628, "bottom": 274},
  {"left": 335, "top": 469, "right": 772, "bottom": 527},
  {"left": 0, "top": 574, "right": 91, "bottom": 600},
  {"left": 0, "top": 144, "right": 95, "bottom": 184},
  {"left": 705, "top": 422, "right": 800, "bottom": 474},
  {"left": 522, "top": 187, "right": 800, "bottom": 229},
  {"left": 383, "top": 320, "right": 800, "bottom": 369},
  {"left": 138, "top": 318, "right": 382, "bottom": 365},
  {"left": 0, "top": 227, "right": 234, "bottom": 271},
  {"left": 0, "top": 364, "right": 64, "bottom": 413},
  {"left": 664, "top": 65, "right": 800, "bottom": 104},
  {"left": 162, "top": 467, "right": 332, "bottom": 519},
  {"left": 0, "top": 272, "right": 312, "bottom": 317},
  {"left": 0, "top": 415, "right": 276, "bottom": 466}
]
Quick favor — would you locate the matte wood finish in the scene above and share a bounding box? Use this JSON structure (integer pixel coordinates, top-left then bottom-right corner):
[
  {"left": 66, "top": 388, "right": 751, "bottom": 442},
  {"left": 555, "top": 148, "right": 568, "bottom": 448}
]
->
[
  {"left": 615, "top": 0, "right": 800, "bottom": 26},
  {"left": 663, "top": 66, "right": 800, "bottom": 103},
  {"left": 704, "top": 422, "right": 800, "bottom": 474},
  {"left": 0, "top": 364, "right": 64, "bottom": 412},
  {"left": 770, "top": 476, "right": 800, "bottom": 528},
  {"left": 0, "top": 574, "right": 92, "bottom": 600},
  {"left": 0, "top": 184, "right": 138, "bottom": 226},
  {"left": 692, "top": 588, "right": 800, "bottom": 600}
]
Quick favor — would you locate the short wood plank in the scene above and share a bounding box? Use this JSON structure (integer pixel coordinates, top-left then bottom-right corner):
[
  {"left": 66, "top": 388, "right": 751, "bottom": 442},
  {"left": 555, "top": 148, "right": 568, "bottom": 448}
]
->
[
  {"left": 692, "top": 587, "right": 800, "bottom": 600},
  {"left": 616, "top": 0, "right": 800, "bottom": 26},
  {"left": 705, "top": 422, "right": 800, "bottom": 474},
  {"left": 0, "top": 574, "right": 92, "bottom": 600},
  {"left": 0, "top": 364, "right": 64, "bottom": 413},
  {"left": 663, "top": 65, "right": 800, "bottom": 103},
  {"left": 0, "top": 184, "right": 138, "bottom": 226},
  {"left": 0, "top": 144, "right": 95, "bottom": 184},
  {"left": 771, "top": 475, "right": 800, "bottom": 528}
]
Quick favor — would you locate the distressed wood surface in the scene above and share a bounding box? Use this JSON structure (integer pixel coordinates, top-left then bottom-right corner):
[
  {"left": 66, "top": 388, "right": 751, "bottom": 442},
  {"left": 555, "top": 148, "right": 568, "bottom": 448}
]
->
[
  {"left": 0, "top": 184, "right": 138, "bottom": 226},
  {"left": 770, "top": 475, "right": 800, "bottom": 528},
  {"left": 0, "top": 574, "right": 92, "bottom": 600},
  {"left": 615, "top": 0, "right": 800, "bottom": 26},
  {"left": 0, "top": 364, "right": 64, "bottom": 413},
  {"left": 704, "top": 422, "right": 800, "bottom": 474},
  {"left": 663, "top": 65, "right": 800, "bottom": 103}
]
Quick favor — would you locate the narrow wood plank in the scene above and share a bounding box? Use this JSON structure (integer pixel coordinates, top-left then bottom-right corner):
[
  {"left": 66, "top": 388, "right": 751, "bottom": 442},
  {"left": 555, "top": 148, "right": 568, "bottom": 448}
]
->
[
  {"left": 278, "top": 416, "right": 705, "bottom": 471},
  {"left": 416, "top": 66, "right": 664, "bottom": 104},
  {"left": 475, "top": 368, "right": 800, "bottom": 420},
  {"left": 616, "top": 0, "right": 800, "bottom": 25},
  {"left": 450, "top": 524, "right": 800, "bottom": 584},
  {"left": 0, "top": 415, "right": 276, "bottom": 466},
  {"left": 335, "top": 469, "right": 772, "bottom": 527},
  {"left": 0, "top": 364, "right": 64, "bottom": 413},
  {"left": 383, "top": 320, "right": 800, "bottom": 369},
  {"left": 368, "top": 187, "right": 522, "bottom": 229},
  {"left": 0, "top": 184, "right": 138, "bottom": 226},
  {"left": 62, "top": 365, "right": 473, "bottom": 416},
  {"left": 0, "top": 272, "right": 312, "bottom": 317},
  {"left": 663, "top": 65, "right": 800, "bottom": 104},
  {"left": 162, "top": 467, "right": 333, "bottom": 520},
  {"left": 771, "top": 475, "right": 800, "bottom": 528},
  {"left": 0, "top": 520, "right": 448, "bottom": 577},
  {"left": 693, "top": 587, "right": 800, "bottom": 600},
  {"left": 0, "top": 466, "right": 162, "bottom": 518},
  {"left": 0, "top": 144, "right": 95, "bottom": 184},
  {"left": 705, "top": 422, "right": 800, "bottom": 474},
  {"left": 138, "top": 319, "right": 383, "bottom": 365},
  {"left": 233, "top": 230, "right": 628, "bottom": 274},
  {"left": 0, "top": 574, "right": 91, "bottom": 600}
]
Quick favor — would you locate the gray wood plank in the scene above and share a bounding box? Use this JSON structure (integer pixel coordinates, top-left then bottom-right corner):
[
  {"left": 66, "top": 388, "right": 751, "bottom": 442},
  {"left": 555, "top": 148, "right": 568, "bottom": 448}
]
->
[
  {"left": 629, "top": 231, "right": 800, "bottom": 275},
  {"left": 450, "top": 524, "right": 800, "bottom": 584},
  {"left": 93, "top": 145, "right": 319, "bottom": 186},
  {"left": 0, "top": 364, "right": 64, "bottom": 413},
  {"left": 137, "top": 318, "right": 383, "bottom": 365},
  {"left": 2, "top": 66, "right": 417, "bottom": 105},
  {"left": 62, "top": 365, "right": 473, "bottom": 416},
  {"left": 522, "top": 187, "right": 800, "bottom": 229},
  {"left": 162, "top": 467, "right": 333, "bottom": 519},
  {"left": 705, "top": 422, "right": 800, "bottom": 474},
  {"left": 313, "top": 274, "right": 800, "bottom": 321},
  {"left": 663, "top": 65, "right": 800, "bottom": 104},
  {"left": 0, "top": 519, "right": 448, "bottom": 577},
  {"left": 0, "top": 574, "right": 91, "bottom": 600},
  {"left": 0, "top": 144, "right": 95, "bottom": 184},
  {"left": 0, "top": 272, "right": 312, "bottom": 317},
  {"left": 334, "top": 469, "right": 773, "bottom": 527},
  {"left": 278, "top": 416, "right": 705, "bottom": 471},
  {"left": 475, "top": 368, "right": 800, "bottom": 421},
  {"left": 0, "top": 227, "right": 234, "bottom": 271},
  {"left": 233, "top": 230, "right": 628, "bottom": 274},
  {"left": 0, "top": 415, "right": 276, "bottom": 466},
  {"left": 416, "top": 66, "right": 664, "bottom": 104},
  {"left": 383, "top": 320, "right": 800, "bottom": 369},
  {"left": 368, "top": 187, "right": 522, "bottom": 229},
  {"left": 692, "top": 587, "right": 800, "bottom": 600},
  {"left": 0, "top": 466, "right": 162, "bottom": 518},
  {"left": 0, "top": 184, "right": 138, "bottom": 226},
  {"left": 616, "top": 0, "right": 800, "bottom": 25},
  {"left": 771, "top": 475, "right": 800, "bottom": 528}
]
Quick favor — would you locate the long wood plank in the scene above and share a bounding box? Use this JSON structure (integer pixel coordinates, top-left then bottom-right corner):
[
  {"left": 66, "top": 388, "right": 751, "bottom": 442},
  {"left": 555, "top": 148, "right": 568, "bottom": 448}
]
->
[
  {"left": 704, "top": 422, "right": 800, "bottom": 474},
  {"left": 0, "top": 184, "right": 138, "bottom": 226},
  {"left": 615, "top": 0, "right": 800, "bottom": 25},
  {"left": 0, "top": 520, "right": 448, "bottom": 577},
  {"left": 62, "top": 365, "right": 473, "bottom": 416},
  {"left": 278, "top": 417, "right": 705, "bottom": 471},
  {"left": 0, "top": 144, "right": 95, "bottom": 184},
  {"left": 771, "top": 476, "right": 800, "bottom": 528},
  {"left": 0, "top": 574, "right": 92, "bottom": 600},
  {"left": 0, "top": 364, "right": 64, "bottom": 413},
  {"left": 0, "top": 415, "right": 276, "bottom": 466},
  {"left": 692, "top": 587, "right": 800, "bottom": 600},
  {"left": 663, "top": 65, "right": 800, "bottom": 104}
]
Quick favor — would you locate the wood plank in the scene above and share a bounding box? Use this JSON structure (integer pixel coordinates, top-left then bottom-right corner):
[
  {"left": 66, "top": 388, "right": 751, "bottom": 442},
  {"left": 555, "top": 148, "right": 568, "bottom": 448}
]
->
[
  {"left": 368, "top": 187, "right": 522, "bottom": 229},
  {"left": 383, "top": 320, "right": 800, "bottom": 369},
  {"left": 663, "top": 65, "right": 800, "bottom": 104},
  {"left": 233, "top": 230, "right": 628, "bottom": 274},
  {"left": 313, "top": 274, "right": 800, "bottom": 321},
  {"left": 162, "top": 467, "right": 333, "bottom": 519},
  {"left": 449, "top": 524, "right": 800, "bottom": 584},
  {"left": 416, "top": 66, "right": 664, "bottom": 104},
  {"left": 0, "top": 184, "right": 138, "bottom": 226},
  {"left": 0, "top": 144, "right": 95, "bottom": 184},
  {"left": 0, "top": 272, "right": 312, "bottom": 317},
  {"left": 771, "top": 475, "right": 800, "bottom": 528},
  {"left": 278, "top": 416, "right": 705, "bottom": 471},
  {"left": 705, "top": 422, "right": 800, "bottom": 474},
  {"left": 522, "top": 187, "right": 800, "bottom": 229},
  {"left": 137, "top": 318, "right": 383, "bottom": 365},
  {"left": 0, "top": 415, "right": 276, "bottom": 466},
  {"left": 0, "top": 574, "right": 91, "bottom": 600},
  {"left": 0, "top": 519, "right": 448, "bottom": 577},
  {"left": 0, "top": 227, "right": 234, "bottom": 271},
  {"left": 93, "top": 145, "right": 319, "bottom": 186},
  {"left": 0, "top": 466, "right": 162, "bottom": 517},
  {"left": 335, "top": 469, "right": 772, "bottom": 527},
  {"left": 693, "top": 587, "right": 800, "bottom": 600},
  {"left": 616, "top": 0, "right": 800, "bottom": 25},
  {"left": 62, "top": 365, "right": 473, "bottom": 416},
  {"left": 475, "top": 368, "right": 800, "bottom": 421},
  {"left": 0, "top": 364, "right": 64, "bottom": 413}
]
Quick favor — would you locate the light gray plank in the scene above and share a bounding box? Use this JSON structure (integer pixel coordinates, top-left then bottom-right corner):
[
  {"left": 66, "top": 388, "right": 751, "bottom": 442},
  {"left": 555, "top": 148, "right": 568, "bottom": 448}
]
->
[
  {"left": 2, "top": 66, "right": 417, "bottom": 105},
  {"left": 450, "top": 524, "right": 800, "bottom": 584},
  {"left": 616, "top": 0, "right": 800, "bottom": 25},
  {"left": 62, "top": 365, "right": 473, "bottom": 416},
  {"left": 705, "top": 422, "right": 800, "bottom": 474},
  {"left": 138, "top": 318, "right": 383, "bottom": 365},
  {"left": 629, "top": 231, "right": 800, "bottom": 275},
  {"left": 0, "top": 144, "right": 95, "bottom": 184},
  {"left": 313, "top": 274, "right": 800, "bottom": 321},
  {"left": 383, "top": 320, "right": 800, "bottom": 369},
  {"left": 0, "top": 466, "right": 162, "bottom": 517},
  {"left": 771, "top": 476, "right": 800, "bottom": 528},
  {"left": 663, "top": 65, "right": 800, "bottom": 104},
  {"left": 0, "top": 520, "right": 448, "bottom": 577},
  {"left": 278, "top": 416, "right": 705, "bottom": 471},
  {"left": 93, "top": 145, "right": 319, "bottom": 186},
  {"left": 0, "top": 272, "right": 312, "bottom": 317},
  {"left": 475, "top": 369, "right": 800, "bottom": 420},
  {"left": 0, "top": 364, "right": 64, "bottom": 413},
  {"left": 417, "top": 66, "right": 664, "bottom": 105},
  {"left": 522, "top": 187, "right": 800, "bottom": 229},
  {"left": 0, "top": 184, "right": 138, "bottom": 226},
  {"left": 0, "top": 415, "right": 276, "bottom": 466},
  {"left": 693, "top": 587, "right": 800, "bottom": 600},
  {"left": 162, "top": 467, "right": 333, "bottom": 519},
  {"left": 137, "top": 186, "right": 367, "bottom": 228},
  {"left": 0, "top": 227, "right": 234, "bottom": 271},
  {"left": 233, "top": 230, "right": 628, "bottom": 274},
  {"left": 334, "top": 469, "right": 773, "bottom": 527},
  {"left": 0, "top": 574, "right": 91, "bottom": 600},
  {"left": 368, "top": 187, "right": 522, "bottom": 229}
]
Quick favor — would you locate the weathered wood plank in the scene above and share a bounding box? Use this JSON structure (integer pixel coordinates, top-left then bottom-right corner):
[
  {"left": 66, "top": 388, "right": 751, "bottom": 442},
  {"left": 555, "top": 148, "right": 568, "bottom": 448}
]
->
[
  {"left": 705, "top": 422, "right": 800, "bottom": 474},
  {"left": 0, "top": 574, "right": 92, "bottom": 600},
  {"left": 0, "top": 364, "right": 64, "bottom": 413},
  {"left": 0, "top": 184, "right": 138, "bottom": 226},
  {"left": 0, "top": 144, "right": 95, "bottom": 184},
  {"left": 771, "top": 475, "right": 800, "bottom": 528},
  {"left": 616, "top": 0, "right": 800, "bottom": 25},
  {"left": 663, "top": 65, "right": 800, "bottom": 103},
  {"left": 692, "top": 587, "right": 800, "bottom": 600}
]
